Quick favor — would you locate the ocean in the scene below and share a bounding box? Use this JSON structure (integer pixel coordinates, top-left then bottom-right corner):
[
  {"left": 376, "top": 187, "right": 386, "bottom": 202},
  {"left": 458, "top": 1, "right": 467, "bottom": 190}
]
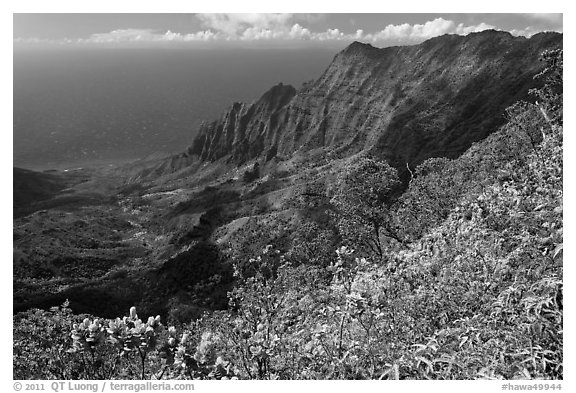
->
[{"left": 13, "top": 46, "right": 336, "bottom": 170}]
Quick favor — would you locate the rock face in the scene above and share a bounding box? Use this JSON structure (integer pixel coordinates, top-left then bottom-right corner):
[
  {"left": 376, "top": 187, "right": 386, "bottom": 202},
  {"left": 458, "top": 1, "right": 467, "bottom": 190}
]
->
[
  {"left": 189, "top": 83, "right": 296, "bottom": 163},
  {"left": 153, "top": 30, "right": 562, "bottom": 176}
]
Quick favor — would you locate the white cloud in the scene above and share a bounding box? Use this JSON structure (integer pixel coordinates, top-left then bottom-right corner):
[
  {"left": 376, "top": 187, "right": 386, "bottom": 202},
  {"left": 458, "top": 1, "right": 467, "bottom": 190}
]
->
[
  {"left": 241, "top": 27, "right": 278, "bottom": 41},
  {"left": 85, "top": 29, "right": 158, "bottom": 43},
  {"left": 15, "top": 16, "right": 559, "bottom": 47},
  {"left": 509, "top": 25, "right": 563, "bottom": 38},
  {"left": 364, "top": 18, "right": 495, "bottom": 43},
  {"left": 509, "top": 27, "right": 538, "bottom": 38},
  {"left": 196, "top": 13, "right": 294, "bottom": 36},
  {"left": 77, "top": 28, "right": 219, "bottom": 43},
  {"left": 315, "top": 28, "right": 346, "bottom": 41},
  {"left": 288, "top": 24, "right": 312, "bottom": 40},
  {"left": 455, "top": 22, "right": 496, "bottom": 35},
  {"left": 162, "top": 30, "right": 219, "bottom": 41},
  {"left": 412, "top": 18, "right": 456, "bottom": 38}
]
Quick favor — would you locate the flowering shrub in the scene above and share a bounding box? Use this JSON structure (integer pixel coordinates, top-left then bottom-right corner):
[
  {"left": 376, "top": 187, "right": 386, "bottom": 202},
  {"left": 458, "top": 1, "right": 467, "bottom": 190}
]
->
[{"left": 14, "top": 302, "right": 79, "bottom": 379}]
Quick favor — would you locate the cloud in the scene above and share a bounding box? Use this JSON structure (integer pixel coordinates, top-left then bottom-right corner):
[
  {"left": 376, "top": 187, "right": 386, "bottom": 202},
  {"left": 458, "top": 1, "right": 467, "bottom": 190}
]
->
[
  {"left": 288, "top": 24, "right": 312, "bottom": 40},
  {"left": 14, "top": 16, "right": 559, "bottom": 47},
  {"left": 455, "top": 22, "right": 496, "bottom": 35},
  {"left": 509, "top": 25, "right": 562, "bottom": 38},
  {"left": 364, "top": 18, "right": 495, "bottom": 43},
  {"left": 191, "top": 15, "right": 483, "bottom": 43},
  {"left": 196, "top": 13, "right": 294, "bottom": 36},
  {"left": 86, "top": 29, "right": 159, "bottom": 43},
  {"left": 162, "top": 30, "right": 218, "bottom": 42},
  {"left": 194, "top": 17, "right": 494, "bottom": 44},
  {"left": 508, "top": 14, "right": 563, "bottom": 37},
  {"left": 78, "top": 28, "right": 219, "bottom": 43},
  {"left": 314, "top": 28, "right": 346, "bottom": 41},
  {"left": 509, "top": 27, "right": 539, "bottom": 38}
]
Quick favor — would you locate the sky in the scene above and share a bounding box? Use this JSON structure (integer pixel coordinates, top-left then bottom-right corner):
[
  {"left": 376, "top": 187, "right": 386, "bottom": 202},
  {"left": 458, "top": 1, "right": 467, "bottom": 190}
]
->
[{"left": 13, "top": 13, "right": 563, "bottom": 49}]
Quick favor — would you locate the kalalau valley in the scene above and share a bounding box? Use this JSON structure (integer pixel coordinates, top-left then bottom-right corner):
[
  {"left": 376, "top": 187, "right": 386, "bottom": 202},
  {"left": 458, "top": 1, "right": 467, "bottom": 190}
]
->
[{"left": 13, "top": 14, "right": 563, "bottom": 381}]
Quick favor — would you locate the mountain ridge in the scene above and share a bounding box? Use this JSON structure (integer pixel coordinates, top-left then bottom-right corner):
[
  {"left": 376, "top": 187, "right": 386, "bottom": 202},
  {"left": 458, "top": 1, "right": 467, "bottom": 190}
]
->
[{"left": 137, "top": 30, "right": 562, "bottom": 180}]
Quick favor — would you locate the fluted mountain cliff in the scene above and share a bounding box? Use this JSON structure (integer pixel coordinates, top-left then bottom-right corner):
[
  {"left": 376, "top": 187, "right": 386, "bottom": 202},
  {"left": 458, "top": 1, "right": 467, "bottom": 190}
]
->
[{"left": 142, "top": 30, "right": 562, "bottom": 179}]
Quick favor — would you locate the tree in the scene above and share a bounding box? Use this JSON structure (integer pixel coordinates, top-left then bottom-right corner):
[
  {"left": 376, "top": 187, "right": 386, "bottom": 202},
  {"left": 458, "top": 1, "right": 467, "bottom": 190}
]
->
[
  {"left": 286, "top": 221, "right": 338, "bottom": 270},
  {"left": 330, "top": 156, "right": 403, "bottom": 259},
  {"left": 394, "top": 157, "right": 460, "bottom": 242}
]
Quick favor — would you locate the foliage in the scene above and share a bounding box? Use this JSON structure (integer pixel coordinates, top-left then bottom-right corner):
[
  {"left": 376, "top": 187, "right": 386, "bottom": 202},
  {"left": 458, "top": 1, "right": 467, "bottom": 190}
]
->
[
  {"left": 14, "top": 302, "right": 78, "bottom": 379},
  {"left": 330, "top": 155, "right": 403, "bottom": 259},
  {"left": 14, "top": 304, "right": 239, "bottom": 380},
  {"left": 285, "top": 221, "right": 338, "bottom": 270},
  {"left": 531, "top": 49, "right": 563, "bottom": 126}
]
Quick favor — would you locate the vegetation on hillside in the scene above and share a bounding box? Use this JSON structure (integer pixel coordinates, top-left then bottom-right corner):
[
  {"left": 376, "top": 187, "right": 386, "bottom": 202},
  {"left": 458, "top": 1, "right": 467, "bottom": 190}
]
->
[{"left": 14, "top": 49, "right": 562, "bottom": 380}]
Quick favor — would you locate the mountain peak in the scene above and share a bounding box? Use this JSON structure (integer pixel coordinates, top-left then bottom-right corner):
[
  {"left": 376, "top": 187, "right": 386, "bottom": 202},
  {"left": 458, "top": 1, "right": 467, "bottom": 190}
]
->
[
  {"left": 342, "top": 41, "right": 378, "bottom": 55},
  {"left": 463, "top": 29, "right": 516, "bottom": 42},
  {"left": 471, "top": 29, "right": 513, "bottom": 37},
  {"left": 258, "top": 83, "right": 296, "bottom": 106}
]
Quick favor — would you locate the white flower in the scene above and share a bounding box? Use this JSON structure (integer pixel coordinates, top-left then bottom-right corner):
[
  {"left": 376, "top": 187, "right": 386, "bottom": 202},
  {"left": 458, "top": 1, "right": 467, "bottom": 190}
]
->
[
  {"left": 181, "top": 333, "right": 189, "bottom": 345},
  {"left": 129, "top": 307, "right": 138, "bottom": 320}
]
